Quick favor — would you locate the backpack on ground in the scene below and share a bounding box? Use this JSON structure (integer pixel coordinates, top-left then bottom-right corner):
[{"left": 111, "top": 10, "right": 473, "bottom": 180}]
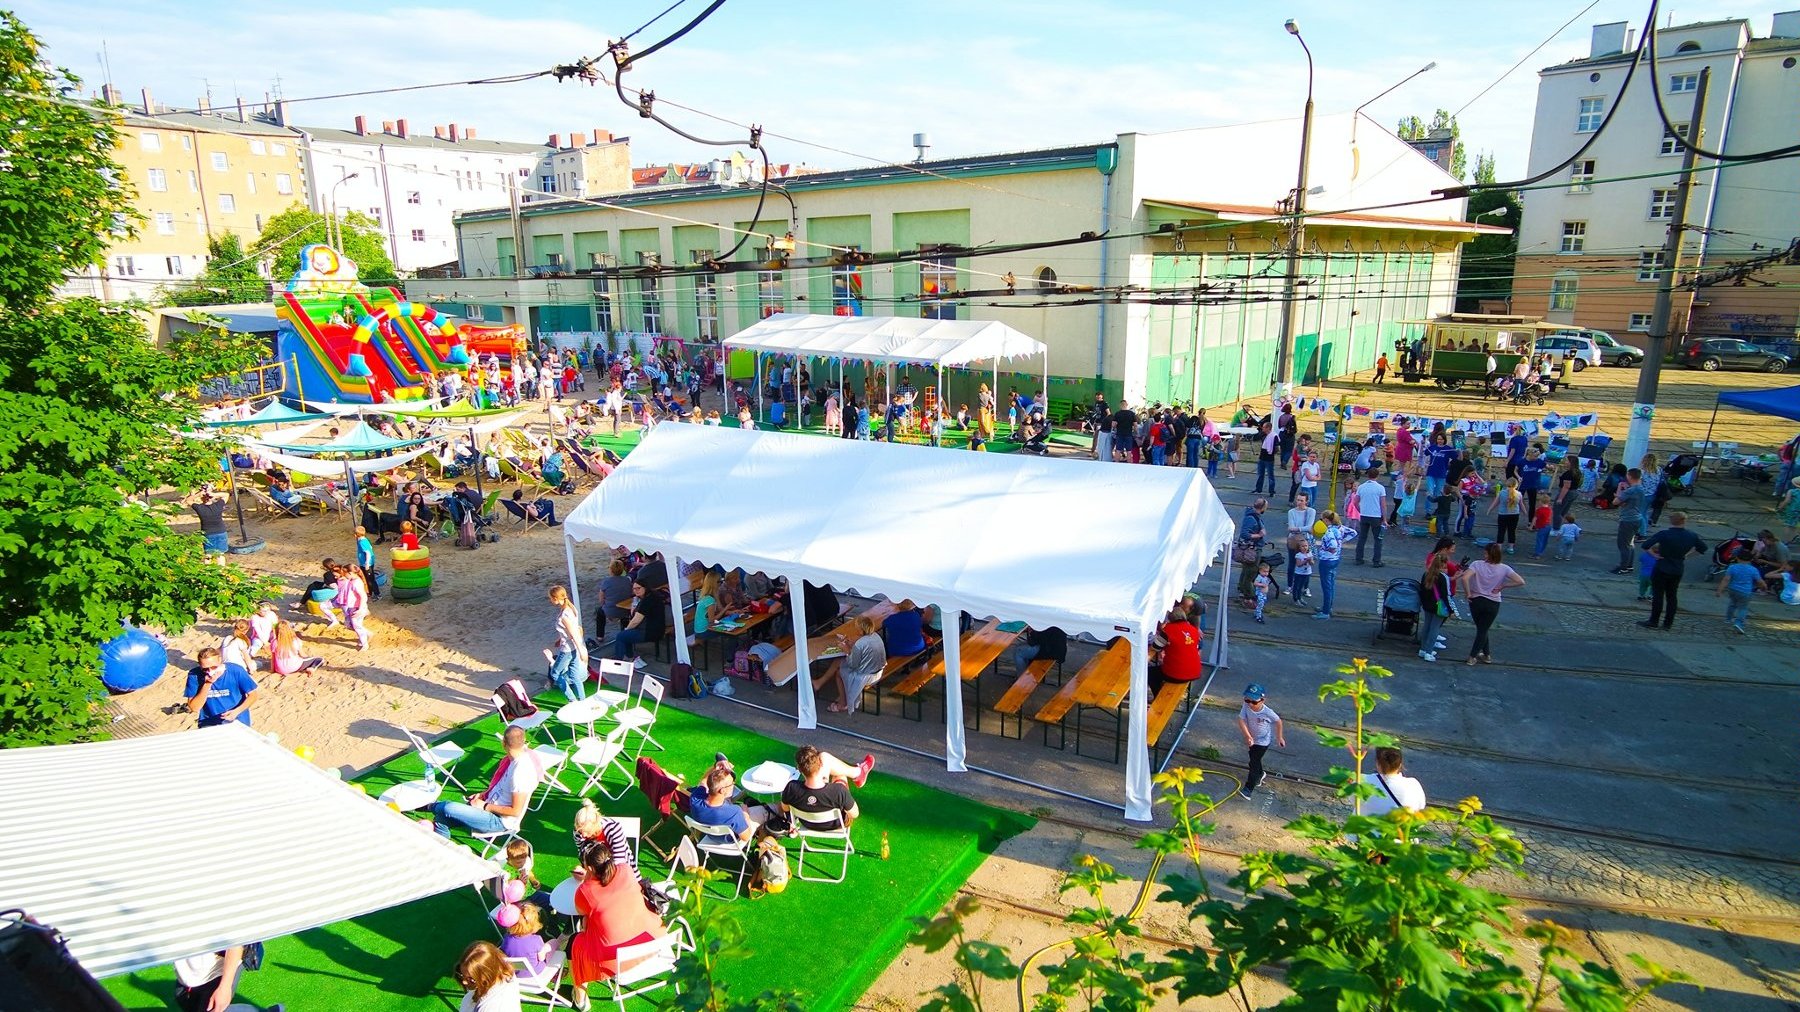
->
[
  {"left": 666, "top": 662, "right": 707, "bottom": 699},
  {"left": 495, "top": 679, "right": 537, "bottom": 722},
  {"left": 730, "top": 649, "right": 767, "bottom": 683},
  {"left": 753, "top": 838, "right": 789, "bottom": 894}
]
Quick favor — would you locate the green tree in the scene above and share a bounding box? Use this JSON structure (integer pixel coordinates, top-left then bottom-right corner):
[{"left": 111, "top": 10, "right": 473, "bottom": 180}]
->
[
  {"left": 0, "top": 13, "right": 279, "bottom": 747},
  {"left": 1472, "top": 151, "right": 1498, "bottom": 186},
  {"left": 1398, "top": 109, "right": 1466, "bottom": 181},
  {"left": 251, "top": 203, "right": 399, "bottom": 287},
  {"left": 162, "top": 233, "right": 269, "bottom": 306},
  {"left": 1458, "top": 183, "right": 1521, "bottom": 312}
]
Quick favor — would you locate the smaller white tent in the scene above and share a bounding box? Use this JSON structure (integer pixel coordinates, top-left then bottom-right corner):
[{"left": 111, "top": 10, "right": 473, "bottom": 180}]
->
[
  {"left": 560, "top": 424, "right": 1236, "bottom": 819},
  {"left": 724, "top": 313, "right": 1046, "bottom": 366},
  {"left": 0, "top": 723, "right": 498, "bottom": 978}
]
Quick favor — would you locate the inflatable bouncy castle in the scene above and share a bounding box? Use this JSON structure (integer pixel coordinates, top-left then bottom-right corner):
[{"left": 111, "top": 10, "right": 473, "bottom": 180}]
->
[{"left": 276, "top": 244, "right": 526, "bottom": 404}]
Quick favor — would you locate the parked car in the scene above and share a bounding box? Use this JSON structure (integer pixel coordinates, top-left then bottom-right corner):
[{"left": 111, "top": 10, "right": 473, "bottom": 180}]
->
[
  {"left": 1551, "top": 328, "right": 1643, "bottom": 366},
  {"left": 1679, "top": 337, "right": 1791, "bottom": 373},
  {"left": 1535, "top": 334, "right": 1602, "bottom": 370}
]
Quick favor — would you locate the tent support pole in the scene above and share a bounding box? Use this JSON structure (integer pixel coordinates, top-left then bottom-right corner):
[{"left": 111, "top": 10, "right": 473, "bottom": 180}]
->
[
  {"left": 755, "top": 355, "right": 763, "bottom": 424},
  {"left": 719, "top": 342, "right": 729, "bottom": 414},
  {"left": 562, "top": 536, "right": 583, "bottom": 635},
  {"left": 942, "top": 608, "right": 967, "bottom": 773},
  {"left": 667, "top": 555, "right": 691, "bottom": 669},
  {"left": 1124, "top": 628, "right": 1152, "bottom": 822},
  {"left": 1696, "top": 396, "right": 1722, "bottom": 492},
  {"left": 790, "top": 581, "right": 816, "bottom": 730},
  {"left": 936, "top": 364, "right": 944, "bottom": 443},
  {"left": 1209, "top": 549, "right": 1231, "bottom": 670},
  {"left": 1042, "top": 348, "right": 1049, "bottom": 422}
]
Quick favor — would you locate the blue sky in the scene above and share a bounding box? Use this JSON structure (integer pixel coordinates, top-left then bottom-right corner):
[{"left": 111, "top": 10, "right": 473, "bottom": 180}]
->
[{"left": 18, "top": 0, "right": 1782, "bottom": 187}]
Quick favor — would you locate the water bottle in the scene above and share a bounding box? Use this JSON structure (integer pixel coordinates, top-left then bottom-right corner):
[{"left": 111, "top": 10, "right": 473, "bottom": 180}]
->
[{"left": 879, "top": 831, "right": 890, "bottom": 861}]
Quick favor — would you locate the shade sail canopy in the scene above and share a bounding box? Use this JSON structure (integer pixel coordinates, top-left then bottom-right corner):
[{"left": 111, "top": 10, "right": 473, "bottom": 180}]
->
[
  {"left": 563, "top": 424, "right": 1232, "bottom": 640},
  {"left": 256, "top": 420, "right": 432, "bottom": 454},
  {"left": 197, "top": 400, "right": 326, "bottom": 428},
  {"left": 1718, "top": 383, "right": 1800, "bottom": 423},
  {"left": 0, "top": 723, "right": 497, "bottom": 978},
  {"left": 723, "top": 313, "right": 1046, "bottom": 367}
]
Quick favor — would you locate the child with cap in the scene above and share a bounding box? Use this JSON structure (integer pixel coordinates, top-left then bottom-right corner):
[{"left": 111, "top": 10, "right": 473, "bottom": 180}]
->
[{"left": 1236, "top": 683, "right": 1285, "bottom": 799}]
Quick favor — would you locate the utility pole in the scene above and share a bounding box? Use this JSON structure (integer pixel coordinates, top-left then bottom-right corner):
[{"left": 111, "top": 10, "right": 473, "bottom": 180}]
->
[
  {"left": 1273, "top": 18, "right": 1315, "bottom": 407},
  {"left": 1623, "top": 67, "right": 1709, "bottom": 470}
]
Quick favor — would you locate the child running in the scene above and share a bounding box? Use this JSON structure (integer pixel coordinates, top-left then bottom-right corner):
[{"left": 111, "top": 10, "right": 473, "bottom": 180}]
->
[
  {"left": 1716, "top": 549, "right": 1768, "bottom": 634},
  {"left": 1529, "top": 499, "right": 1554, "bottom": 559},
  {"left": 1237, "top": 683, "right": 1285, "bottom": 799}
]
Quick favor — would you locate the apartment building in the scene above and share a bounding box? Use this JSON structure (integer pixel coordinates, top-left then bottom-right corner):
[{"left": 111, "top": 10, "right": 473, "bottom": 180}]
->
[
  {"left": 65, "top": 88, "right": 305, "bottom": 301},
  {"left": 1512, "top": 13, "right": 1800, "bottom": 344}
]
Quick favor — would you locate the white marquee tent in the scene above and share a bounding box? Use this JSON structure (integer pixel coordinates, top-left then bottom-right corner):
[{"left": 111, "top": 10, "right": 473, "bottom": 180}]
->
[
  {"left": 560, "top": 424, "right": 1236, "bottom": 820},
  {"left": 721, "top": 313, "right": 1050, "bottom": 425},
  {"left": 0, "top": 723, "right": 498, "bottom": 978}
]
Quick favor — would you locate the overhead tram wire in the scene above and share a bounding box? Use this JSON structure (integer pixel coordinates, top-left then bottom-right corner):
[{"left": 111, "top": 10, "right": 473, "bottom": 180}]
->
[
  {"left": 1643, "top": 0, "right": 1800, "bottom": 162},
  {"left": 141, "top": 68, "right": 563, "bottom": 118},
  {"left": 617, "top": 0, "right": 691, "bottom": 45}
]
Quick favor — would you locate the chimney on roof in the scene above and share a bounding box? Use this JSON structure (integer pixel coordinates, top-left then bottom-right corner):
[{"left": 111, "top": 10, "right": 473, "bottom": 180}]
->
[
  {"left": 262, "top": 92, "right": 272, "bottom": 114},
  {"left": 140, "top": 87, "right": 154, "bottom": 115},
  {"left": 355, "top": 115, "right": 368, "bottom": 136},
  {"left": 433, "top": 125, "right": 446, "bottom": 139},
  {"left": 273, "top": 99, "right": 289, "bottom": 126},
  {"left": 571, "top": 131, "right": 587, "bottom": 148},
  {"left": 549, "top": 133, "right": 563, "bottom": 149},
  {"left": 235, "top": 97, "right": 246, "bottom": 122},
  {"left": 198, "top": 94, "right": 211, "bottom": 113},
  {"left": 396, "top": 118, "right": 409, "bottom": 139},
  {"left": 101, "top": 83, "right": 120, "bottom": 107},
  {"left": 1590, "top": 21, "right": 1628, "bottom": 58},
  {"left": 594, "top": 129, "right": 611, "bottom": 144},
  {"left": 464, "top": 127, "right": 477, "bottom": 140},
  {"left": 384, "top": 120, "right": 397, "bottom": 134},
  {"left": 449, "top": 123, "right": 460, "bottom": 143}
]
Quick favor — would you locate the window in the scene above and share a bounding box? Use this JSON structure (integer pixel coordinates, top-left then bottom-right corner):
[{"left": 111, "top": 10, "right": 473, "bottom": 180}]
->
[
  {"left": 181, "top": 135, "right": 192, "bottom": 151},
  {"left": 594, "top": 276, "right": 615, "bottom": 333},
  {"left": 1669, "top": 72, "right": 1699, "bottom": 93},
  {"left": 271, "top": 142, "right": 286, "bottom": 156},
  {"left": 691, "top": 249, "right": 719, "bottom": 340},
  {"left": 146, "top": 167, "right": 168, "bottom": 192},
  {"left": 187, "top": 170, "right": 199, "bottom": 192},
  {"left": 1576, "top": 96, "right": 1604, "bottom": 132},
  {"left": 410, "top": 229, "right": 426, "bottom": 242},
  {"left": 139, "top": 131, "right": 160, "bottom": 152},
  {"left": 165, "top": 255, "right": 183, "bottom": 276},
  {"left": 1568, "top": 160, "right": 1595, "bottom": 193},
  {"left": 1548, "top": 275, "right": 1578, "bottom": 311},
  {"left": 1660, "top": 123, "right": 1689, "bottom": 156},
  {"left": 406, "top": 190, "right": 421, "bottom": 204},
  {"left": 112, "top": 255, "right": 136, "bottom": 276},
  {"left": 275, "top": 173, "right": 292, "bottom": 195},
  {"left": 218, "top": 193, "right": 236, "bottom": 213},
  {"left": 244, "top": 172, "right": 256, "bottom": 195},
  {"left": 757, "top": 247, "right": 785, "bottom": 319},
  {"left": 539, "top": 174, "right": 556, "bottom": 195},
  {"left": 210, "top": 151, "right": 228, "bottom": 171},
  {"left": 1628, "top": 313, "right": 1653, "bottom": 332},
  {"left": 831, "top": 246, "right": 864, "bottom": 317},
  {"left": 1648, "top": 188, "right": 1678, "bottom": 220},
  {"left": 254, "top": 213, "right": 262, "bottom": 232},
  {"left": 1637, "top": 251, "right": 1666, "bottom": 282},
  {"left": 1675, "top": 40, "right": 1701, "bottom": 53},
  {"left": 637, "top": 252, "right": 662, "bottom": 332},
  {"left": 154, "top": 211, "right": 175, "bottom": 235},
  {"left": 1559, "top": 221, "right": 1586, "bottom": 253},
  {"left": 250, "top": 139, "right": 266, "bottom": 155},
  {"left": 1035, "top": 266, "right": 1058, "bottom": 289},
  {"left": 919, "top": 244, "right": 958, "bottom": 320},
  {"left": 368, "top": 207, "right": 382, "bottom": 226}
]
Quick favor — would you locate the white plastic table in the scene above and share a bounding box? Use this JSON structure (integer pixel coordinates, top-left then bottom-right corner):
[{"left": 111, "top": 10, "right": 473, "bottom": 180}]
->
[
  {"left": 739, "top": 761, "right": 798, "bottom": 797},
  {"left": 555, "top": 697, "right": 612, "bottom": 739},
  {"left": 378, "top": 779, "right": 443, "bottom": 812},
  {"left": 549, "top": 877, "right": 580, "bottom": 916}
]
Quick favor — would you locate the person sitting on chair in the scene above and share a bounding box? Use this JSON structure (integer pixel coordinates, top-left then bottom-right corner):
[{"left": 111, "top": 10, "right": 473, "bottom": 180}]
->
[
  {"left": 269, "top": 475, "right": 304, "bottom": 512},
  {"left": 779, "top": 745, "right": 875, "bottom": 831},
  {"left": 687, "top": 765, "right": 773, "bottom": 843},
  {"left": 509, "top": 489, "right": 561, "bottom": 527},
  {"left": 424, "top": 726, "right": 541, "bottom": 839},
  {"left": 815, "top": 615, "right": 885, "bottom": 714},
  {"left": 881, "top": 600, "right": 929, "bottom": 657}
]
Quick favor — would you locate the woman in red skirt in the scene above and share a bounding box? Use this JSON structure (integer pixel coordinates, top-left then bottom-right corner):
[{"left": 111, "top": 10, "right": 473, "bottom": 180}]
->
[{"left": 568, "top": 838, "right": 665, "bottom": 1008}]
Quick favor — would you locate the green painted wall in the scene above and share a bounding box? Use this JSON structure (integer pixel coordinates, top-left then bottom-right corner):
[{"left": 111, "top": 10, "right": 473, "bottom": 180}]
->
[
  {"left": 536, "top": 304, "right": 593, "bottom": 332},
  {"left": 530, "top": 234, "right": 566, "bottom": 268},
  {"left": 495, "top": 237, "right": 516, "bottom": 276},
  {"left": 804, "top": 215, "right": 872, "bottom": 312},
  {"left": 619, "top": 228, "right": 661, "bottom": 331},
  {"left": 892, "top": 209, "right": 970, "bottom": 319},
  {"left": 671, "top": 224, "right": 721, "bottom": 341},
  {"left": 572, "top": 230, "right": 609, "bottom": 270},
  {"left": 733, "top": 218, "right": 784, "bottom": 330}
]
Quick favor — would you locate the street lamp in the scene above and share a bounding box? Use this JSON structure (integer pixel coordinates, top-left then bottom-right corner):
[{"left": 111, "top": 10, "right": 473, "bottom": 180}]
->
[
  {"left": 328, "top": 172, "right": 361, "bottom": 249},
  {"left": 1272, "top": 18, "right": 1315, "bottom": 402},
  {"left": 1349, "top": 61, "right": 1437, "bottom": 165},
  {"left": 1473, "top": 206, "right": 1509, "bottom": 220}
]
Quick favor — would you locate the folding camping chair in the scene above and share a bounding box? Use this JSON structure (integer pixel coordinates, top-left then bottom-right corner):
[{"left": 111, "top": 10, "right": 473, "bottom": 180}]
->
[
  {"left": 570, "top": 725, "right": 635, "bottom": 801},
  {"left": 500, "top": 496, "right": 551, "bottom": 532},
  {"left": 634, "top": 755, "right": 689, "bottom": 862}
]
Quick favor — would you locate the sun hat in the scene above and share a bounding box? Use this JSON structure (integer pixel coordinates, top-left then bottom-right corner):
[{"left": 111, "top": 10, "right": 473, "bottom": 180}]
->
[{"left": 1243, "top": 683, "right": 1266, "bottom": 702}]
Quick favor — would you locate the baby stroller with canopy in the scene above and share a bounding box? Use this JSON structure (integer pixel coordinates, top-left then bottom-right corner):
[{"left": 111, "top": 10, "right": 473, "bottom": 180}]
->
[
  {"left": 1708, "top": 531, "right": 1756, "bottom": 579},
  {"left": 1662, "top": 453, "right": 1700, "bottom": 496},
  {"left": 1373, "top": 578, "right": 1422, "bottom": 644}
]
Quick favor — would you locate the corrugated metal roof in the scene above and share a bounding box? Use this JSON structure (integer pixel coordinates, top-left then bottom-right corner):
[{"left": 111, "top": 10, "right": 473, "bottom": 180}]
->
[
  {"left": 302, "top": 125, "right": 549, "bottom": 156},
  {"left": 0, "top": 722, "right": 498, "bottom": 978}
]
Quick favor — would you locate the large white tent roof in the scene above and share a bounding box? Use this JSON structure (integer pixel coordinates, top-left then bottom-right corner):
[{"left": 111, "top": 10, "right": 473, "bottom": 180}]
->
[
  {"left": 562, "top": 424, "right": 1234, "bottom": 641},
  {"left": 723, "top": 312, "right": 1046, "bottom": 367},
  {"left": 0, "top": 723, "right": 498, "bottom": 978}
]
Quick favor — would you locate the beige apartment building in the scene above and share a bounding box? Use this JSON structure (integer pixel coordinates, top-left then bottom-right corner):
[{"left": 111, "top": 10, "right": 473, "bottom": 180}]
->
[{"left": 63, "top": 88, "right": 306, "bottom": 301}]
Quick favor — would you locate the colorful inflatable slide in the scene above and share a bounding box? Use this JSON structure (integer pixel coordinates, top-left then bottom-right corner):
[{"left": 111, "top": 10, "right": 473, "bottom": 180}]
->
[{"left": 276, "top": 244, "right": 526, "bottom": 404}]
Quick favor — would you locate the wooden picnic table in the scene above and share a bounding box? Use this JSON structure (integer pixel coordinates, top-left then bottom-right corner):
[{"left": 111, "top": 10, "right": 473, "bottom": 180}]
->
[
  {"left": 1034, "top": 639, "right": 1131, "bottom": 726},
  {"left": 892, "top": 620, "right": 1018, "bottom": 730},
  {"left": 765, "top": 600, "right": 897, "bottom": 686}
]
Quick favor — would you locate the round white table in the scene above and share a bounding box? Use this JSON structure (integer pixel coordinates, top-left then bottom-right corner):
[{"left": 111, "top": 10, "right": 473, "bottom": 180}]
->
[
  {"left": 556, "top": 697, "right": 611, "bottom": 739},
  {"left": 739, "top": 761, "right": 798, "bottom": 797},
  {"left": 549, "top": 877, "right": 581, "bottom": 917},
  {"left": 378, "top": 779, "right": 443, "bottom": 812}
]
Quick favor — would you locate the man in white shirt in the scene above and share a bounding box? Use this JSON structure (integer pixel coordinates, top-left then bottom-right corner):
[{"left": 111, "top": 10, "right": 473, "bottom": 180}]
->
[
  {"left": 1352, "top": 468, "right": 1388, "bottom": 567},
  {"left": 1357, "top": 746, "right": 1426, "bottom": 816},
  {"left": 425, "top": 726, "right": 540, "bottom": 839}
]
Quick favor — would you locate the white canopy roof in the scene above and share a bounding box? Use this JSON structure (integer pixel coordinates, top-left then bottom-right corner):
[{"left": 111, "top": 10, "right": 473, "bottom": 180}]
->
[
  {"left": 0, "top": 723, "right": 498, "bottom": 978},
  {"left": 723, "top": 312, "right": 1046, "bottom": 367},
  {"left": 560, "top": 424, "right": 1235, "bottom": 819}
]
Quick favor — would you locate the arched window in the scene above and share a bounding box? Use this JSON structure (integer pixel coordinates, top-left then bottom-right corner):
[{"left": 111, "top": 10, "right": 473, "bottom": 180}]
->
[
  {"left": 1675, "top": 40, "right": 1701, "bottom": 52},
  {"left": 1035, "top": 266, "right": 1057, "bottom": 290}
]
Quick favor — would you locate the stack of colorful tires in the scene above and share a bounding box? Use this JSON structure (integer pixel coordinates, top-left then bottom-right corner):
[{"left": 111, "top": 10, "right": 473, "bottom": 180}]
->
[{"left": 389, "top": 546, "right": 433, "bottom": 602}]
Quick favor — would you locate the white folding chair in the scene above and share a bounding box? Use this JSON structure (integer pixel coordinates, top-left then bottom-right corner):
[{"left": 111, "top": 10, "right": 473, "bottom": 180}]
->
[
  {"left": 492, "top": 687, "right": 557, "bottom": 742},
  {"left": 507, "top": 952, "right": 571, "bottom": 1008},
  {"left": 791, "top": 807, "right": 855, "bottom": 883},
  {"left": 610, "top": 815, "right": 643, "bottom": 867},
  {"left": 490, "top": 728, "right": 572, "bottom": 811},
  {"left": 571, "top": 725, "right": 634, "bottom": 801},
  {"left": 594, "top": 932, "right": 687, "bottom": 1008},
  {"left": 611, "top": 676, "right": 665, "bottom": 757},
  {"left": 681, "top": 815, "right": 752, "bottom": 899},
  {"left": 401, "top": 727, "right": 469, "bottom": 791},
  {"left": 591, "top": 657, "right": 635, "bottom": 708}
]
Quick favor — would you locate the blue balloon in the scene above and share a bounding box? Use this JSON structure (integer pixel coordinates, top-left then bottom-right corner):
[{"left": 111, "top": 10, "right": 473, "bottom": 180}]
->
[{"left": 100, "top": 627, "right": 169, "bottom": 693}]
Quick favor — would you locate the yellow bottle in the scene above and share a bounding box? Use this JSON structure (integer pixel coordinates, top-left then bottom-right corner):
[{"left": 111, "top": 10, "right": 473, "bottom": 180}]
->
[{"left": 879, "top": 831, "right": 890, "bottom": 861}]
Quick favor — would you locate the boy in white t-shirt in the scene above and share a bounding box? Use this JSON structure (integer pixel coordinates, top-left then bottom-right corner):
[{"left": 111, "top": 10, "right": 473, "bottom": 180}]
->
[
  {"left": 1237, "top": 683, "right": 1285, "bottom": 798},
  {"left": 1553, "top": 514, "right": 1582, "bottom": 561}
]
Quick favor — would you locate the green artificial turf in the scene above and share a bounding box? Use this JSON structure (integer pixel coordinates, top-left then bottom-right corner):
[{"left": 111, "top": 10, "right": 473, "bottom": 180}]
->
[{"left": 104, "top": 696, "right": 1030, "bottom": 1010}]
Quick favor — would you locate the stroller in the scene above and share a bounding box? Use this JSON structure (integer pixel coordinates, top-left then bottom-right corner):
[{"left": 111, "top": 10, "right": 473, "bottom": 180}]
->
[
  {"left": 1373, "top": 578, "right": 1422, "bottom": 643},
  {"left": 1707, "top": 531, "right": 1756, "bottom": 579},
  {"left": 1662, "top": 453, "right": 1700, "bottom": 496}
]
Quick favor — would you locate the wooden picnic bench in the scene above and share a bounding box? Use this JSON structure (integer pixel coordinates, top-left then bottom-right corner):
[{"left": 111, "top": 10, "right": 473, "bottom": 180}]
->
[
  {"left": 1034, "top": 640, "right": 1131, "bottom": 757},
  {"left": 892, "top": 620, "right": 1018, "bottom": 729},
  {"left": 994, "top": 657, "right": 1060, "bottom": 740},
  {"left": 764, "top": 600, "right": 897, "bottom": 686}
]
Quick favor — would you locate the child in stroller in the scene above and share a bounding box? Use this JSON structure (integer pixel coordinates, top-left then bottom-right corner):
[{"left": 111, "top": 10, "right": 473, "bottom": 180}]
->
[
  {"left": 1661, "top": 453, "right": 1699, "bottom": 496},
  {"left": 1373, "top": 578, "right": 1422, "bottom": 643}
]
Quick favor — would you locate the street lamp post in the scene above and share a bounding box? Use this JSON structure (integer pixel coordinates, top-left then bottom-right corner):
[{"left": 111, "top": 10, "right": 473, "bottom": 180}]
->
[
  {"left": 1272, "top": 18, "right": 1315, "bottom": 404},
  {"left": 328, "top": 172, "right": 360, "bottom": 249}
]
